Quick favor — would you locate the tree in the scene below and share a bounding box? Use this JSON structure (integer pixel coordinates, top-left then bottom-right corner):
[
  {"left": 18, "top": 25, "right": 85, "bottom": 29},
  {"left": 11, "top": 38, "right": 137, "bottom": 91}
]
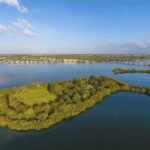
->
[
  {"left": 90, "top": 88, "right": 96, "bottom": 95},
  {"left": 89, "top": 75, "right": 97, "bottom": 84},
  {"left": 93, "top": 81, "right": 98, "bottom": 86},
  {"left": 64, "top": 89, "right": 69, "bottom": 94},
  {"left": 66, "top": 98, "right": 72, "bottom": 104},
  {"left": 74, "top": 79, "right": 82, "bottom": 85},
  {"left": 59, "top": 80, "right": 67, "bottom": 86},
  {"left": 61, "top": 95, "right": 70, "bottom": 101},
  {"left": 78, "top": 89, "right": 84, "bottom": 96},
  {"left": 72, "top": 93, "right": 81, "bottom": 103},
  {"left": 82, "top": 93, "right": 88, "bottom": 100},
  {"left": 1, "top": 89, "right": 14, "bottom": 99},
  {"left": 72, "top": 86, "right": 80, "bottom": 94},
  {"left": 67, "top": 91, "right": 74, "bottom": 98},
  {"left": 47, "top": 83, "right": 54, "bottom": 93}
]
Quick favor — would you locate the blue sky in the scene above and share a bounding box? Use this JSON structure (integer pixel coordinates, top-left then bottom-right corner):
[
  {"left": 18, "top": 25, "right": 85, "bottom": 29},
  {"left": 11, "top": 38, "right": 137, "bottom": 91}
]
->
[{"left": 0, "top": 0, "right": 150, "bottom": 54}]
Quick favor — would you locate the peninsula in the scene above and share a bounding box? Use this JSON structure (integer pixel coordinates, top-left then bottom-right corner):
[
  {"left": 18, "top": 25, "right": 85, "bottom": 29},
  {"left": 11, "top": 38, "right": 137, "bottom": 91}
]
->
[{"left": 0, "top": 75, "right": 150, "bottom": 132}]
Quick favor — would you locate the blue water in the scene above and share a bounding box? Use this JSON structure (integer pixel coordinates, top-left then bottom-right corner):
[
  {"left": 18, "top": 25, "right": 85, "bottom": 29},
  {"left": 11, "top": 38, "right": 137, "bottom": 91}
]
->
[
  {"left": 0, "top": 61, "right": 150, "bottom": 90},
  {"left": 0, "top": 61, "right": 150, "bottom": 150}
]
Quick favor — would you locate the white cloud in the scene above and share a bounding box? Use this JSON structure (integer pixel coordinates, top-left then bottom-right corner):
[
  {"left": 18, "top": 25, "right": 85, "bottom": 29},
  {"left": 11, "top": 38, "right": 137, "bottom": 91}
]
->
[
  {"left": 141, "top": 44, "right": 147, "bottom": 48},
  {"left": 138, "top": 42, "right": 147, "bottom": 48},
  {"left": 23, "top": 29, "right": 35, "bottom": 37},
  {"left": 22, "top": 19, "right": 32, "bottom": 28},
  {"left": 0, "top": 0, "right": 28, "bottom": 12},
  {"left": 8, "top": 25, "right": 15, "bottom": 30},
  {"left": 0, "top": 24, "right": 7, "bottom": 34},
  {"left": 12, "top": 22, "right": 24, "bottom": 28},
  {"left": 8, "top": 34, "right": 15, "bottom": 37}
]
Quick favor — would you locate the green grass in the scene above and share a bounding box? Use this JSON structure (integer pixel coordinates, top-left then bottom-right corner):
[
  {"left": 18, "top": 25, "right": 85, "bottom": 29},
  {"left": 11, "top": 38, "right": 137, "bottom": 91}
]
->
[{"left": 10, "top": 88, "right": 57, "bottom": 107}]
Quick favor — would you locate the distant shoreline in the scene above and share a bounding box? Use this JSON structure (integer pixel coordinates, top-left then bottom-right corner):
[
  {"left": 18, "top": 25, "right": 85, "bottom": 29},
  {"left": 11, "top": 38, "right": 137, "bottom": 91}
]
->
[{"left": 112, "top": 68, "right": 150, "bottom": 74}]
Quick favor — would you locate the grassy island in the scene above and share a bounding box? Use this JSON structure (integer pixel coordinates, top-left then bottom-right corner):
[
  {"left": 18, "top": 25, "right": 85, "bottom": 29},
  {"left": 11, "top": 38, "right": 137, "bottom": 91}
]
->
[
  {"left": 112, "top": 68, "right": 150, "bottom": 74},
  {"left": 0, "top": 75, "right": 150, "bottom": 132}
]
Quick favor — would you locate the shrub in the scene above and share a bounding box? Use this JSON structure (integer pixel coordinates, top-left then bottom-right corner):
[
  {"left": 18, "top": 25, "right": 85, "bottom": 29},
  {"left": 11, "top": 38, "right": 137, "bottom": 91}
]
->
[
  {"left": 64, "top": 89, "right": 69, "bottom": 94},
  {"left": 59, "top": 80, "right": 67, "bottom": 86},
  {"left": 33, "top": 106, "right": 43, "bottom": 115},
  {"left": 33, "top": 103, "right": 39, "bottom": 108},
  {"left": 43, "top": 104, "right": 51, "bottom": 114},
  {"left": 74, "top": 79, "right": 82, "bottom": 85},
  {"left": 66, "top": 98, "right": 72, "bottom": 104},
  {"left": 37, "top": 112, "right": 48, "bottom": 120},
  {"left": 15, "top": 105, "right": 26, "bottom": 113},
  {"left": 9, "top": 105, "right": 16, "bottom": 111},
  {"left": 40, "top": 102, "right": 47, "bottom": 107},
  {"left": 61, "top": 95, "right": 70, "bottom": 101},
  {"left": 90, "top": 88, "right": 96, "bottom": 95},
  {"left": 47, "top": 84, "right": 54, "bottom": 93},
  {"left": 82, "top": 93, "right": 88, "bottom": 100},
  {"left": 96, "top": 91, "right": 101, "bottom": 95},
  {"left": 1, "top": 89, "right": 14, "bottom": 98},
  {"left": 67, "top": 91, "right": 74, "bottom": 98},
  {"left": 28, "top": 85, "right": 33, "bottom": 90}
]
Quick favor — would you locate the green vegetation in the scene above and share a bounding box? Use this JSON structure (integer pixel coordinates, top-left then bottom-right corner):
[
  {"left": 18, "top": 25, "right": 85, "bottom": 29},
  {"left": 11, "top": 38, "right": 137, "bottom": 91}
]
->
[
  {"left": 0, "top": 75, "right": 150, "bottom": 132},
  {"left": 112, "top": 68, "right": 150, "bottom": 74},
  {"left": 0, "top": 54, "right": 150, "bottom": 64},
  {"left": 9, "top": 88, "right": 57, "bottom": 107}
]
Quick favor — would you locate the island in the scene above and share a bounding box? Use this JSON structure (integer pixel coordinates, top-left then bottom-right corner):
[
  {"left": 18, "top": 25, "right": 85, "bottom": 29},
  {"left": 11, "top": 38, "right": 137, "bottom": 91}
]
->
[
  {"left": 112, "top": 68, "right": 150, "bottom": 74},
  {"left": 0, "top": 75, "right": 150, "bottom": 132}
]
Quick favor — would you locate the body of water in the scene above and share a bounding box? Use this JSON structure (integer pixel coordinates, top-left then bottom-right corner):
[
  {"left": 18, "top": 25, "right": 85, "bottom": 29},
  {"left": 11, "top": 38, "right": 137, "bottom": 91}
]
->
[{"left": 0, "top": 61, "right": 150, "bottom": 150}]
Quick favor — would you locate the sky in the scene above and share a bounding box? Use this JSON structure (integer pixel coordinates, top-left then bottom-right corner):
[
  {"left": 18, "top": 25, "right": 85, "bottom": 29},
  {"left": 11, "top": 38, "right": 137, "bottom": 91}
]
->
[{"left": 0, "top": 0, "right": 150, "bottom": 54}]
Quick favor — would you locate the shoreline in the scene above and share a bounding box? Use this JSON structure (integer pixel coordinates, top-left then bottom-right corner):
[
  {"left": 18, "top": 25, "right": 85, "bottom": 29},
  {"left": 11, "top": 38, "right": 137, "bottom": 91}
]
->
[
  {"left": 112, "top": 68, "right": 150, "bottom": 74},
  {"left": 0, "top": 76, "right": 150, "bottom": 132}
]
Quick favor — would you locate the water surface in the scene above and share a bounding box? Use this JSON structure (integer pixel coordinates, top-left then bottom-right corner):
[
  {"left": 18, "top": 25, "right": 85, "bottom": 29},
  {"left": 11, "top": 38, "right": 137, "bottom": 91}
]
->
[{"left": 0, "top": 61, "right": 150, "bottom": 150}]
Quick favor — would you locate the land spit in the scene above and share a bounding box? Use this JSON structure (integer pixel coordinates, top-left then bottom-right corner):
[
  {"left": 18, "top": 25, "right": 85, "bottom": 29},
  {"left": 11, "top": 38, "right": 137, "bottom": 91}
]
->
[{"left": 0, "top": 75, "right": 150, "bottom": 132}]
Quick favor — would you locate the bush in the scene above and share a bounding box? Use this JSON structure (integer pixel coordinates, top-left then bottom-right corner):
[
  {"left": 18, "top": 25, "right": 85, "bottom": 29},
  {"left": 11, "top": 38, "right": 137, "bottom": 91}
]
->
[
  {"left": 74, "top": 79, "right": 82, "bottom": 85},
  {"left": 1, "top": 89, "right": 14, "bottom": 98},
  {"left": 37, "top": 112, "right": 48, "bottom": 120},
  {"left": 16, "top": 105, "right": 27, "bottom": 113},
  {"left": 28, "top": 85, "right": 33, "bottom": 90},
  {"left": 67, "top": 91, "right": 74, "bottom": 98},
  {"left": 59, "top": 80, "right": 67, "bottom": 86},
  {"left": 7, "top": 109, "right": 16, "bottom": 119},
  {"left": 43, "top": 104, "right": 51, "bottom": 114},
  {"left": 90, "top": 88, "right": 96, "bottom": 95},
  {"left": 96, "top": 91, "right": 101, "bottom": 95},
  {"left": 33, "top": 103, "right": 39, "bottom": 109},
  {"left": 40, "top": 102, "right": 47, "bottom": 107},
  {"left": 72, "top": 93, "right": 81, "bottom": 103},
  {"left": 47, "top": 84, "right": 54, "bottom": 93},
  {"left": 82, "top": 93, "right": 88, "bottom": 100},
  {"left": 66, "top": 98, "right": 72, "bottom": 104},
  {"left": 33, "top": 106, "right": 43, "bottom": 115}
]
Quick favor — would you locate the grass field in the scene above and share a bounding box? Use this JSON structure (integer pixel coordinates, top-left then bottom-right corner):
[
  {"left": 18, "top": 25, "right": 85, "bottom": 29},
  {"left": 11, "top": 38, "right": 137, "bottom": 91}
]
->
[{"left": 10, "top": 88, "right": 57, "bottom": 106}]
